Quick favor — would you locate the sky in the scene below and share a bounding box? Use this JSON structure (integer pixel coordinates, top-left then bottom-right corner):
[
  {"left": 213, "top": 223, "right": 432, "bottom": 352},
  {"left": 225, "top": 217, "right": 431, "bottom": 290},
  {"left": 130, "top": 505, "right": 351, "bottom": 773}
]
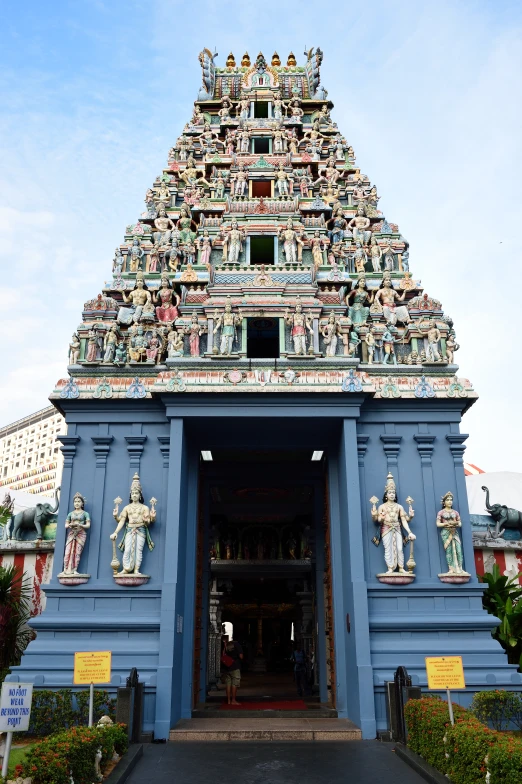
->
[{"left": 0, "top": 0, "right": 521, "bottom": 471}]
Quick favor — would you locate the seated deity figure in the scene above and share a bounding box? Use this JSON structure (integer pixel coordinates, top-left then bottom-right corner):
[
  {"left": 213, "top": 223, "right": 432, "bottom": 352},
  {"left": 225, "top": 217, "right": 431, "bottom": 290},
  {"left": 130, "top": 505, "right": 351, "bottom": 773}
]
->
[
  {"left": 213, "top": 298, "right": 243, "bottom": 355},
  {"left": 348, "top": 204, "right": 371, "bottom": 246},
  {"left": 110, "top": 473, "right": 156, "bottom": 576},
  {"left": 153, "top": 275, "right": 180, "bottom": 322},
  {"left": 285, "top": 300, "right": 313, "bottom": 355},
  {"left": 127, "top": 238, "right": 144, "bottom": 272},
  {"left": 128, "top": 325, "right": 149, "bottom": 362},
  {"left": 315, "top": 156, "right": 341, "bottom": 188},
  {"left": 370, "top": 473, "right": 415, "bottom": 575},
  {"left": 156, "top": 180, "right": 170, "bottom": 203},
  {"left": 436, "top": 492, "right": 470, "bottom": 577},
  {"left": 167, "top": 326, "right": 184, "bottom": 357},
  {"left": 346, "top": 275, "right": 373, "bottom": 325},
  {"left": 118, "top": 274, "right": 152, "bottom": 325},
  {"left": 59, "top": 492, "right": 91, "bottom": 577},
  {"left": 321, "top": 313, "right": 342, "bottom": 357},
  {"left": 279, "top": 218, "right": 304, "bottom": 264},
  {"left": 179, "top": 155, "right": 212, "bottom": 190},
  {"left": 373, "top": 278, "right": 411, "bottom": 325},
  {"left": 153, "top": 203, "right": 175, "bottom": 248},
  {"left": 222, "top": 220, "right": 245, "bottom": 264}
]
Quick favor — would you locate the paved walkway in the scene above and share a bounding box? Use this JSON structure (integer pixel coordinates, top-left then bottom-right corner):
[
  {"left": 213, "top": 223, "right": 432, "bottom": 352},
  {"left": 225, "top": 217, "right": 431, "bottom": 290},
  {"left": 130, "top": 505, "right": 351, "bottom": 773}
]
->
[{"left": 126, "top": 741, "right": 426, "bottom": 783}]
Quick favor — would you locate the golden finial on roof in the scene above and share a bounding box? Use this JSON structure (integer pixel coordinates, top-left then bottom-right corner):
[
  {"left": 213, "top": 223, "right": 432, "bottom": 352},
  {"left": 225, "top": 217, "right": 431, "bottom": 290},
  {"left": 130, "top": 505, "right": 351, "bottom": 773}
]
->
[
  {"left": 241, "top": 52, "right": 251, "bottom": 67},
  {"left": 271, "top": 52, "right": 281, "bottom": 66},
  {"left": 226, "top": 52, "right": 236, "bottom": 67},
  {"left": 287, "top": 52, "right": 297, "bottom": 66}
]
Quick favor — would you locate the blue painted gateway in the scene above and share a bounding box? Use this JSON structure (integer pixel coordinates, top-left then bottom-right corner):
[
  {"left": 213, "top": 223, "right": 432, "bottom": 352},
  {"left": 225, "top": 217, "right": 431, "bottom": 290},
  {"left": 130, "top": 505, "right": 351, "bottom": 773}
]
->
[{"left": 10, "top": 48, "right": 520, "bottom": 739}]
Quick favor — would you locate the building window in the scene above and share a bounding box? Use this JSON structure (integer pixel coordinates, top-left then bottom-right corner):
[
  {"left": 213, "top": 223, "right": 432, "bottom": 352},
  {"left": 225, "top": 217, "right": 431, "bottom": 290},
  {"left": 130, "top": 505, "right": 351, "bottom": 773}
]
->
[
  {"left": 246, "top": 317, "right": 280, "bottom": 359},
  {"left": 253, "top": 101, "right": 269, "bottom": 118},
  {"left": 250, "top": 235, "right": 275, "bottom": 265},
  {"left": 252, "top": 137, "right": 270, "bottom": 154},
  {"left": 251, "top": 180, "right": 271, "bottom": 198}
]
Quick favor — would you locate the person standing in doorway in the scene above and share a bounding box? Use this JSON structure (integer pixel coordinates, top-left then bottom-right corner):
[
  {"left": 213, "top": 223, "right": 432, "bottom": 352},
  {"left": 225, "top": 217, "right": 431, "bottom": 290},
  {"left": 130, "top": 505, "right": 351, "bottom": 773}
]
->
[
  {"left": 221, "top": 637, "right": 244, "bottom": 705},
  {"left": 291, "top": 642, "right": 307, "bottom": 698}
]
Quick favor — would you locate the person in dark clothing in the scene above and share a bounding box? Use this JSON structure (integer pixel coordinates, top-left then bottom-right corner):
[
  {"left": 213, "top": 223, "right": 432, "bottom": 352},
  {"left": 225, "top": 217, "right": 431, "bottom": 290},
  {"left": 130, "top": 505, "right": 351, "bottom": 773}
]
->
[
  {"left": 221, "top": 638, "right": 243, "bottom": 705},
  {"left": 291, "top": 643, "right": 307, "bottom": 697}
]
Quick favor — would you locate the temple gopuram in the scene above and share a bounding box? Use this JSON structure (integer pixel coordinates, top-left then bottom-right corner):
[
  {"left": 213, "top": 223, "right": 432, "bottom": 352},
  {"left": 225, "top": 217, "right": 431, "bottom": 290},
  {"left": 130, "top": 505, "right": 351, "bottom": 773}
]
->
[{"left": 10, "top": 48, "right": 521, "bottom": 740}]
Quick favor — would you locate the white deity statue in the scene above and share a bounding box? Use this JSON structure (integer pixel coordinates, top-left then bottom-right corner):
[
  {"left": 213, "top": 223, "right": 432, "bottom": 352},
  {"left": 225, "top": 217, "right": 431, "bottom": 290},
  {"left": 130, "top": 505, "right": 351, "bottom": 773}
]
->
[
  {"left": 110, "top": 473, "right": 156, "bottom": 577},
  {"left": 370, "top": 474, "right": 415, "bottom": 576}
]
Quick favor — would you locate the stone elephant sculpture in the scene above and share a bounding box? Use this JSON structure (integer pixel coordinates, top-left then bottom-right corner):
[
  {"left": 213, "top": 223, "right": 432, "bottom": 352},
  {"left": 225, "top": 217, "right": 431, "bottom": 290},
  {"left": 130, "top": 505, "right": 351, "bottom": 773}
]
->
[
  {"left": 6, "top": 488, "right": 60, "bottom": 541},
  {"left": 482, "top": 485, "right": 522, "bottom": 539}
]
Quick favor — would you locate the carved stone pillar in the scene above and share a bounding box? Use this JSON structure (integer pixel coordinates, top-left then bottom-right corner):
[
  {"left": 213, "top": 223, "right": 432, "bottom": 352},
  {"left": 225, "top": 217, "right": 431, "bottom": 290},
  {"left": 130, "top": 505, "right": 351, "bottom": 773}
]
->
[{"left": 207, "top": 584, "right": 224, "bottom": 691}]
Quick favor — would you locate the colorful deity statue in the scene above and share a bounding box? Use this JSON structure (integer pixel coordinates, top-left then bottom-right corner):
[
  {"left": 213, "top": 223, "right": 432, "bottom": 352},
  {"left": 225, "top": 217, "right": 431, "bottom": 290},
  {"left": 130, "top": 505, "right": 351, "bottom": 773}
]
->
[
  {"left": 222, "top": 220, "right": 245, "bottom": 264},
  {"left": 370, "top": 473, "right": 415, "bottom": 576},
  {"left": 153, "top": 204, "right": 175, "bottom": 248},
  {"left": 327, "top": 206, "right": 348, "bottom": 245},
  {"left": 185, "top": 312, "right": 206, "bottom": 357},
  {"left": 279, "top": 218, "right": 304, "bottom": 264},
  {"left": 373, "top": 279, "right": 410, "bottom": 325},
  {"left": 111, "top": 473, "right": 156, "bottom": 578},
  {"left": 128, "top": 325, "right": 149, "bottom": 362},
  {"left": 348, "top": 204, "right": 371, "bottom": 246},
  {"left": 310, "top": 231, "right": 325, "bottom": 268},
  {"left": 436, "top": 492, "right": 470, "bottom": 579},
  {"left": 153, "top": 275, "right": 180, "bottom": 322},
  {"left": 285, "top": 300, "right": 313, "bottom": 355},
  {"left": 177, "top": 202, "right": 197, "bottom": 245},
  {"left": 69, "top": 332, "right": 80, "bottom": 365},
  {"left": 167, "top": 327, "right": 184, "bottom": 357},
  {"left": 369, "top": 235, "right": 382, "bottom": 272},
  {"left": 118, "top": 274, "right": 152, "bottom": 325},
  {"left": 426, "top": 319, "right": 442, "bottom": 362},
  {"left": 103, "top": 324, "right": 119, "bottom": 363},
  {"left": 321, "top": 313, "right": 342, "bottom": 357},
  {"left": 213, "top": 297, "right": 243, "bottom": 355},
  {"left": 198, "top": 229, "right": 213, "bottom": 269},
  {"left": 127, "top": 238, "right": 144, "bottom": 272},
  {"left": 59, "top": 492, "right": 91, "bottom": 577},
  {"left": 346, "top": 275, "right": 373, "bottom": 325},
  {"left": 275, "top": 162, "right": 292, "bottom": 197}
]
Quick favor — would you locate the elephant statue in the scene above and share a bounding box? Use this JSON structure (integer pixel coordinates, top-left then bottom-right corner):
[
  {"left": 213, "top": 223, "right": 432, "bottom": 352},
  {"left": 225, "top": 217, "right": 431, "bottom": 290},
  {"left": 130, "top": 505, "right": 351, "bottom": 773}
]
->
[
  {"left": 6, "top": 488, "right": 60, "bottom": 541},
  {"left": 482, "top": 485, "right": 522, "bottom": 539}
]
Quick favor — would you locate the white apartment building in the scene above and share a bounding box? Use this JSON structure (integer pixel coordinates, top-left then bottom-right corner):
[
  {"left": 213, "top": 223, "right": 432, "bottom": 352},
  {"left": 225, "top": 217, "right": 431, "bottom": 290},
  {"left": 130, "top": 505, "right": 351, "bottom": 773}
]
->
[{"left": 0, "top": 406, "right": 66, "bottom": 497}]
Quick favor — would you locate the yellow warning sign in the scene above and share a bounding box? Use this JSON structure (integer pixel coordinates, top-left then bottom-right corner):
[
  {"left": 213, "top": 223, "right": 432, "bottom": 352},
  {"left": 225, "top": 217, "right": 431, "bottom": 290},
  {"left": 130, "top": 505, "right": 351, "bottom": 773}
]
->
[
  {"left": 425, "top": 656, "right": 465, "bottom": 690},
  {"left": 73, "top": 651, "right": 112, "bottom": 685}
]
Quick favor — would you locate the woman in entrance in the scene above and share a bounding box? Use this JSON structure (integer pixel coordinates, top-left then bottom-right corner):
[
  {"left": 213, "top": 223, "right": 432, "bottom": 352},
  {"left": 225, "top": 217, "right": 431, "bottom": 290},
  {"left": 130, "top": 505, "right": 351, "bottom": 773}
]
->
[{"left": 221, "top": 636, "right": 244, "bottom": 705}]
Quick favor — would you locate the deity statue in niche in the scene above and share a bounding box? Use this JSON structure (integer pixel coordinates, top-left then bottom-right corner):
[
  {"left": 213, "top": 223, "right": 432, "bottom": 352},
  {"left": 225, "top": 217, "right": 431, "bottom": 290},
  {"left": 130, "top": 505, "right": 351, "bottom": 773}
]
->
[
  {"left": 86, "top": 328, "right": 99, "bottom": 362},
  {"left": 59, "top": 492, "right": 91, "bottom": 579},
  {"left": 279, "top": 218, "right": 304, "bottom": 264},
  {"left": 346, "top": 274, "right": 373, "bottom": 325},
  {"left": 110, "top": 473, "right": 156, "bottom": 580},
  {"left": 365, "top": 328, "right": 376, "bottom": 364},
  {"left": 153, "top": 275, "right": 180, "bottom": 322},
  {"left": 69, "top": 332, "right": 80, "bottom": 365},
  {"left": 426, "top": 319, "right": 442, "bottom": 362},
  {"left": 167, "top": 326, "right": 184, "bottom": 357},
  {"left": 118, "top": 273, "right": 152, "bottom": 325},
  {"left": 213, "top": 297, "right": 243, "bottom": 355},
  {"left": 273, "top": 91, "right": 287, "bottom": 123},
  {"left": 218, "top": 95, "right": 233, "bottom": 122},
  {"left": 146, "top": 328, "right": 162, "bottom": 363},
  {"left": 177, "top": 202, "right": 197, "bottom": 245},
  {"left": 381, "top": 238, "right": 395, "bottom": 271},
  {"left": 275, "top": 163, "right": 292, "bottom": 197},
  {"left": 222, "top": 220, "right": 245, "bottom": 264},
  {"left": 353, "top": 241, "right": 368, "bottom": 273},
  {"left": 310, "top": 231, "right": 325, "bottom": 268},
  {"left": 128, "top": 325, "right": 149, "bottom": 362},
  {"left": 156, "top": 180, "right": 170, "bottom": 203},
  {"left": 231, "top": 162, "right": 247, "bottom": 197},
  {"left": 184, "top": 312, "right": 206, "bottom": 357},
  {"left": 348, "top": 204, "right": 371, "bottom": 246},
  {"left": 321, "top": 313, "right": 342, "bottom": 357},
  {"left": 370, "top": 473, "right": 416, "bottom": 581},
  {"left": 327, "top": 206, "right": 348, "bottom": 245},
  {"left": 285, "top": 300, "right": 313, "bottom": 355},
  {"left": 436, "top": 492, "right": 470, "bottom": 581},
  {"left": 103, "top": 324, "right": 119, "bottom": 363},
  {"left": 127, "top": 238, "right": 144, "bottom": 272},
  {"left": 373, "top": 278, "right": 411, "bottom": 325},
  {"left": 153, "top": 204, "right": 175, "bottom": 248},
  {"left": 198, "top": 230, "right": 212, "bottom": 269},
  {"left": 369, "top": 236, "right": 382, "bottom": 272},
  {"left": 236, "top": 92, "right": 251, "bottom": 125}
]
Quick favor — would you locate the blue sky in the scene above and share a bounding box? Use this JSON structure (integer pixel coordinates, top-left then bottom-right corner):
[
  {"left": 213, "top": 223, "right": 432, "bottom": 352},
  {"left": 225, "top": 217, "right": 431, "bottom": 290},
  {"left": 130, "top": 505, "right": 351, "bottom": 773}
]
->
[{"left": 0, "top": 0, "right": 521, "bottom": 471}]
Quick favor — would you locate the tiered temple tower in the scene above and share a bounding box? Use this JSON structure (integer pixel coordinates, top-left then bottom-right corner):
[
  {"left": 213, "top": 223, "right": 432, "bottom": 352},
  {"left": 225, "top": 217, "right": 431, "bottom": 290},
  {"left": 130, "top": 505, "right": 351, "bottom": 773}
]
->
[{"left": 10, "top": 48, "right": 520, "bottom": 740}]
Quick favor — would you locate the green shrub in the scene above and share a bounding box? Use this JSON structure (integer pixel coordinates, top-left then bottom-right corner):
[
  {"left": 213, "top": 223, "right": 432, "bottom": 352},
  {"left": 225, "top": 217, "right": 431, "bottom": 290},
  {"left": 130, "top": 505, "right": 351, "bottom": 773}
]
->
[
  {"left": 405, "top": 692, "right": 522, "bottom": 784},
  {"left": 404, "top": 695, "right": 471, "bottom": 773},
  {"left": 470, "top": 689, "right": 521, "bottom": 731},
  {"left": 488, "top": 736, "right": 522, "bottom": 784},
  {"left": 445, "top": 718, "right": 496, "bottom": 784},
  {"left": 22, "top": 723, "right": 127, "bottom": 784},
  {"left": 21, "top": 688, "right": 116, "bottom": 737}
]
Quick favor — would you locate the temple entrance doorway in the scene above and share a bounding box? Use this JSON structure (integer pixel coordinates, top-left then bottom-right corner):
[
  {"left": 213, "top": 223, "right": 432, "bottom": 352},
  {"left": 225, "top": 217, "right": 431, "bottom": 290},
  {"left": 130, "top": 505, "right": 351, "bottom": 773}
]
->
[{"left": 193, "top": 448, "right": 336, "bottom": 715}]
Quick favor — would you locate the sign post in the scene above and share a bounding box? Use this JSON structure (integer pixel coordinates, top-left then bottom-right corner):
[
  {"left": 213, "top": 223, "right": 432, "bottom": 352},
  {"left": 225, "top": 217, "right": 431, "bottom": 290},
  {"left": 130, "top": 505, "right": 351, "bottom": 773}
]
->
[
  {"left": 425, "top": 656, "right": 465, "bottom": 725},
  {"left": 74, "top": 651, "right": 112, "bottom": 727},
  {"left": 0, "top": 682, "right": 33, "bottom": 777}
]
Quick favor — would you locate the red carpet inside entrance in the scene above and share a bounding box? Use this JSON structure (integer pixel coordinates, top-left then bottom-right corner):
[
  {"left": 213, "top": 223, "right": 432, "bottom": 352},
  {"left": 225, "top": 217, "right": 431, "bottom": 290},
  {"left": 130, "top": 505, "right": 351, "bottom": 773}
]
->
[{"left": 220, "top": 700, "right": 307, "bottom": 710}]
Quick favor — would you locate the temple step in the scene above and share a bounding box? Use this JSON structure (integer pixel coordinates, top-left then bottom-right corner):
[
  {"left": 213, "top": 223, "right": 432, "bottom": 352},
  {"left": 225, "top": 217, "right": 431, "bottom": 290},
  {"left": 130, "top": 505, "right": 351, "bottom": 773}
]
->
[{"left": 169, "top": 718, "right": 361, "bottom": 741}]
